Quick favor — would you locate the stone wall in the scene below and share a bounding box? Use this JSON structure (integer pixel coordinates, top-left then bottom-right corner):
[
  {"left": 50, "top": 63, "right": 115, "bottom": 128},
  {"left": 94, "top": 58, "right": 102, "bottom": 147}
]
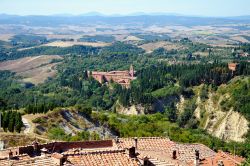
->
[
  {"left": 0, "top": 140, "right": 113, "bottom": 158},
  {"left": 42, "top": 140, "right": 113, "bottom": 153}
]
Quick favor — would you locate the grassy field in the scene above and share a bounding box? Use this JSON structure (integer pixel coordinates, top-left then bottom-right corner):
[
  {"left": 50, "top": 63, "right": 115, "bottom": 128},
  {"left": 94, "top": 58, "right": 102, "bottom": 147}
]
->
[{"left": 230, "top": 36, "right": 250, "bottom": 43}]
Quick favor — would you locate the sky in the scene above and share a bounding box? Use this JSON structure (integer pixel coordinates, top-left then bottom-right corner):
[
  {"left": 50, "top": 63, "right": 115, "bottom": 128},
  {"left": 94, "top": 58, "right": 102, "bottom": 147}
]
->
[{"left": 0, "top": 0, "right": 250, "bottom": 17}]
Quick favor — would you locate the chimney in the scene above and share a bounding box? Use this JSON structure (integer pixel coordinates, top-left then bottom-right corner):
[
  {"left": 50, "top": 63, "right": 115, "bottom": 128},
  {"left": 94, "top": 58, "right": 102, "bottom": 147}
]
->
[
  {"left": 143, "top": 156, "right": 150, "bottom": 166},
  {"left": 134, "top": 137, "right": 138, "bottom": 150},
  {"left": 172, "top": 150, "right": 177, "bottom": 159},
  {"left": 32, "top": 140, "right": 39, "bottom": 155},
  {"left": 52, "top": 153, "right": 64, "bottom": 166},
  {"left": 8, "top": 150, "right": 13, "bottom": 160},
  {"left": 115, "top": 136, "right": 119, "bottom": 143},
  {"left": 40, "top": 147, "right": 48, "bottom": 157},
  {"left": 195, "top": 150, "right": 200, "bottom": 166},
  {"left": 127, "top": 147, "right": 136, "bottom": 158},
  {"left": 218, "top": 160, "right": 224, "bottom": 166}
]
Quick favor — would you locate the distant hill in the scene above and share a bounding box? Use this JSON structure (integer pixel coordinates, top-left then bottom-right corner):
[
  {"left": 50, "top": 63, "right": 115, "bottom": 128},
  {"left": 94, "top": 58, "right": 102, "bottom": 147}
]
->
[{"left": 0, "top": 14, "right": 250, "bottom": 27}]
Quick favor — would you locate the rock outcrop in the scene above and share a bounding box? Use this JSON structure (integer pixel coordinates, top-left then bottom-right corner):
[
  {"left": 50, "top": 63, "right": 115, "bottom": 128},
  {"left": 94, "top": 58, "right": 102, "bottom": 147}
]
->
[{"left": 115, "top": 102, "right": 145, "bottom": 115}]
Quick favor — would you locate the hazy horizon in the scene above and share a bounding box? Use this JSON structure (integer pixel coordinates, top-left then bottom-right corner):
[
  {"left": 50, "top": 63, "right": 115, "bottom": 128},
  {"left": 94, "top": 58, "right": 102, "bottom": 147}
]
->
[
  {"left": 1, "top": 0, "right": 250, "bottom": 17},
  {"left": 1, "top": 12, "right": 250, "bottom": 18}
]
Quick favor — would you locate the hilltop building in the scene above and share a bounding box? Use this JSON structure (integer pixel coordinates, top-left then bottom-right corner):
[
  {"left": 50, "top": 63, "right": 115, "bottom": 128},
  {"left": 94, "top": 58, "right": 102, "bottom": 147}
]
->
[
  {"left": 228, "top": 63, "right": 239, "bottom": 72},
  {"left": 89, "top": 65, "right": 136, "bottom": 88},
  {"left": 0, "top": 137, "right": 245, "bottom": 166}
]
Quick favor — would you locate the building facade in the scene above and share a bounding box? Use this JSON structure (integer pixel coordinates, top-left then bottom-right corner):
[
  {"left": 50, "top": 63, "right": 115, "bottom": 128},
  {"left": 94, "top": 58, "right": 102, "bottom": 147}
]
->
[{"left": 89, "top": 65, "right": 136, "bottom": 88}]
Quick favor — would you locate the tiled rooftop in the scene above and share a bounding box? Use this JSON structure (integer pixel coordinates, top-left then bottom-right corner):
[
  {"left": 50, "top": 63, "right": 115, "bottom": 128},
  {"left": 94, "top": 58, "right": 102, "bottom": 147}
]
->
[
  {"left": 65, "top": 150, "right": 139, "bottom": 166},
  {"left": 116, "top": 137, "right": 175, "bottom": 151},
  {"left": 174, "top": 143, "right": 215, "bottom": 162},
  {"left": 0, "top": 137, "right": 245, "bottom": 166},
  {"left": 200, "top": 150, "right": 246, "bottom": 166},
  {"left": 114, "top": 137, "right": 216, "bottom": 162},
  {"left": 0, "top": 155, "right": 57, "bottom": 166}
]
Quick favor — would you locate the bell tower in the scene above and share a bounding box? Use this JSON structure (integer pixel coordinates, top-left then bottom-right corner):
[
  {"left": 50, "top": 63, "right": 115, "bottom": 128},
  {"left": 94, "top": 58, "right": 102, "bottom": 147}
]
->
[{"left": 129, "top": 65, "right": 134, "bottom": 77}]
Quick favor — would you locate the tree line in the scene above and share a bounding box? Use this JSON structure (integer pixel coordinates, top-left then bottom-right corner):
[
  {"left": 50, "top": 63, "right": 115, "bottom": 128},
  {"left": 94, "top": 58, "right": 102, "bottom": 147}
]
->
[
  {"left": 0, "top": 45, "right": 100, "bottom": 61},
  {"left": 116, "top": 61, "right": 250, "bottom": 107}
]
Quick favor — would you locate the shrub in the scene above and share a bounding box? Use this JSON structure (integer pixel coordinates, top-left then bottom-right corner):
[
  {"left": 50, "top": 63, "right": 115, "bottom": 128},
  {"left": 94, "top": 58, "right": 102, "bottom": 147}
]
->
[
  {"left": 32, "top": 117, "right": 46, "bottom": 124},
  {"left": 48, "top": 127, "right": 67, "bottom": 140}
]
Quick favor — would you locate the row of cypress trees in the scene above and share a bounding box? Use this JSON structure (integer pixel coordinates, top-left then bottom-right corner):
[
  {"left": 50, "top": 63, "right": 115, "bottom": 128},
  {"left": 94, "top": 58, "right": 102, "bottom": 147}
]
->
[{"left": 0, "top": 111, "right": 23, "bottom": 133}]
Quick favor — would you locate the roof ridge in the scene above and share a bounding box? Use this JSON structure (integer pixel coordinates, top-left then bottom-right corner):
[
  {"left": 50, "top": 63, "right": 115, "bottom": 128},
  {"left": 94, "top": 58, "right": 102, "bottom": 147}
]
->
[
  {"left": 122, "top": 137, "right": 169, "bottom": 140},
  {"left": 65, "top": 149, "right": 126, "bottom": 156}
]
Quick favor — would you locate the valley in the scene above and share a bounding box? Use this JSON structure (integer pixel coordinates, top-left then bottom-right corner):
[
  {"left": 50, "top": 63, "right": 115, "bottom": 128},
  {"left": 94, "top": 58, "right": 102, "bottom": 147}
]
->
[{"left": 0, "top": 13, "right": 249, "bottom": 165}]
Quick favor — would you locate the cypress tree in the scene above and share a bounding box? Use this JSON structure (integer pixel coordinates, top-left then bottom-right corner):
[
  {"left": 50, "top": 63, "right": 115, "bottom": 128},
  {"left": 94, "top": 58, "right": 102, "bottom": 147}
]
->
[
  {"left": 8, "top": 112, "right": 15, "bottom": 132},
  {"left": 15, "top": 112, "right": 23, "bottom": 133},
  {"left": 3, "top": 111, "right": 9, "bottom": 132}
]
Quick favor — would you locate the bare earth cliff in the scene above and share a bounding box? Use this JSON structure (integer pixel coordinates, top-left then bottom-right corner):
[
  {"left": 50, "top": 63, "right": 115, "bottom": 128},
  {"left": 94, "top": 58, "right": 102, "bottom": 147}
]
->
[{"left": 194, "top": 92, "right": 249, "bottom": 142}]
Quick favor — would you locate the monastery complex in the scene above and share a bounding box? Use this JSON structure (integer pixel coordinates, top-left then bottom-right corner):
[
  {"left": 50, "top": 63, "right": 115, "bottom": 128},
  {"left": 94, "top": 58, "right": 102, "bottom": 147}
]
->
[{"left": 89, "top": 65, "right": 136, "bottom": 88}]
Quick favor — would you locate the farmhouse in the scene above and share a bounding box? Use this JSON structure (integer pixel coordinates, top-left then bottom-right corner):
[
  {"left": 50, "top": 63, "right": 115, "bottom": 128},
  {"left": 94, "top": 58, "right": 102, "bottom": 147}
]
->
[
  {"left": 228, "top": 63, "right": 238, "bottom": 72},
  {"left": 89, "top": 65, "right": 136, "bottom": 88}
]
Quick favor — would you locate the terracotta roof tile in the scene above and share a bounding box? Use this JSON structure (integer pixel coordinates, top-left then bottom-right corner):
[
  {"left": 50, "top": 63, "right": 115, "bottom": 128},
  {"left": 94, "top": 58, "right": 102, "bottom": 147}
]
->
[
  {"left": 115, "top": 137, "right": 217, "bottom": 165},
  {"left": 0, "top": 137, "right": 245, "bottom": 166},
  {"left": 201, "top": 150, "right": 245, "bottom": 166},
  {"left": 65, "top": 150, "right": 139, "bottom": 166}
]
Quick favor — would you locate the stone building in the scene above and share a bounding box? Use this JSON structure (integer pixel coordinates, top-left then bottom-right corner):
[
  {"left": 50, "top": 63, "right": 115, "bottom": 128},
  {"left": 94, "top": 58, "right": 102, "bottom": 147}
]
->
[{"left": 89, "top": 65, "right": 136, "bottom": 88}]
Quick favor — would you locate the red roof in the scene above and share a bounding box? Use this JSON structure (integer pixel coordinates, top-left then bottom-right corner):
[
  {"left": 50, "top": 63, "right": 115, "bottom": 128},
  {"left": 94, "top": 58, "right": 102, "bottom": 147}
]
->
[
  {"left": 65, "top": 150, "right": 139, "bottom": 166},
  {"left": 0, "top": 137, "right": 245, "bottom": 166},
  {"left": 201, "top": 150, "right": 245, "bottom": 166}
]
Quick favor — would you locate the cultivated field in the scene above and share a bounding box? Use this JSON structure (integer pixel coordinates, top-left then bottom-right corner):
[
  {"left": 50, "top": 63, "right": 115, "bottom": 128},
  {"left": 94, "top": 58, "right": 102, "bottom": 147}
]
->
[
  {"left": 123, "top": 35, "right": 142, "bottom": 41},
  {"left": 0, "top": 55, "right": 63, "bottom": 85},
  {"left": 230, "top": 36, "right": 250, "bottom": 43},
  {"left": 0, "top": 34, "right": 14, "bottom": 41},
  {"left": 17, "top": 41, "right": 111, "bottom": 51},
  {"left": 139, "top": 41, "right": 186, "bottom": 53}
]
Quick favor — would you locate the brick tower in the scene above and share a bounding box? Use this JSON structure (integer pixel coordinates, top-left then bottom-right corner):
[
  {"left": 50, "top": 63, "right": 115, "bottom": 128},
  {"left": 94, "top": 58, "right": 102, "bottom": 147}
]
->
[{"left": 129, "top": 65, "right": 134, "bottom": 77}]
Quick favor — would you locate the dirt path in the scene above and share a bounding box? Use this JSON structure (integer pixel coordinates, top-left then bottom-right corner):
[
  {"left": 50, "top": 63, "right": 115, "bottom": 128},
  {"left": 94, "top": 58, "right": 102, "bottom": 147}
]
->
[
  {"left": 21, "top": 114, "right": 50, "bottom": 142},
  {"left": 22, "top": 117, "right": 31, "bottom": 134}
]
